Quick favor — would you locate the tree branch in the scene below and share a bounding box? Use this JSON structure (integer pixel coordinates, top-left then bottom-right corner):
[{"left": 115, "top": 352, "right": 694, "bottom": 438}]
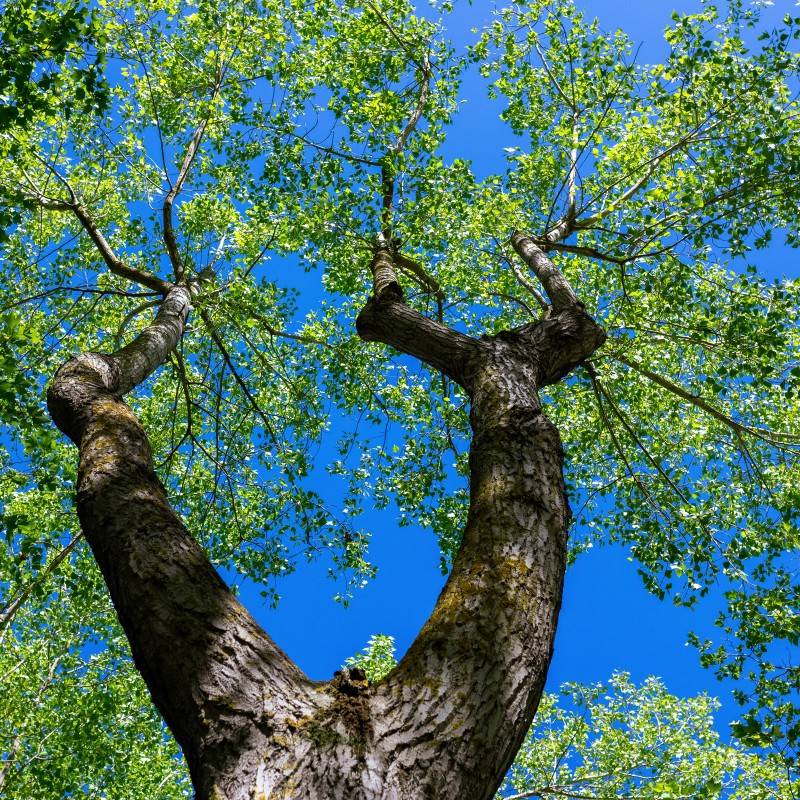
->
[
  {"left": 510, "top": 231, "right": 581, "bottom": 311},
  {"left": 162, "top": 79, "right": 222, "bottom": 284},
  {"left": 357, "top": 244, "right": 479, "bottom": 388},
  {"left": 392, "top": 53, "right": 431, "bottom": 156},
  {"left": 495, "top": 241, "right": 550, "bottom": 310},
  {"left": 577, "top": 118, "right": 723, "bottom": 229},
  {"left": 198, "top": 307, "right": 280, "bottom": 446},
  {"left": 611, "top": 352, "right": 800, "bottom": 446},
  {"left": 114, "top": 299, "right": 161, "bottom": 349},
  {"left": 71, "top": 204, "right": 172, "bottom": 294},
  {"left": 380, "top": 50, "right": 431, "bottom": 239},
  {"left": 0, "top": 530, "right": 84, "bottom": 636},
  {"left": 14, "top": 154, "right": 169, "bottom": 293},
  {"left": 584, "top": 361, "right": 677, "bottom": 524}
]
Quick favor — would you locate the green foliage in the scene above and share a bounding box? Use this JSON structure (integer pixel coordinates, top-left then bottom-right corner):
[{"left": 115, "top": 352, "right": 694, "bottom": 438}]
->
[
  {"left": 0, "top": 0, "right": 109, "bottom": 131},
  {"left": 0, "top": 0, "right": 799, "bottom": 793},
  {"left": 344, "top": 633, "right": 398, "bottom": 681},
  {"left": 498, "top": 673, "right": 797, "bottom": 800},
  {"left": 0, "top": 537, "right": 191, "bottom": 797}
]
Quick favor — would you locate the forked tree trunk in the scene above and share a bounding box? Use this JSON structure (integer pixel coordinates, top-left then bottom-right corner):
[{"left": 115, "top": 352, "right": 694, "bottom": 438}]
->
[{"left": 47, "top": 238, "right": 604, "bottom": 799}]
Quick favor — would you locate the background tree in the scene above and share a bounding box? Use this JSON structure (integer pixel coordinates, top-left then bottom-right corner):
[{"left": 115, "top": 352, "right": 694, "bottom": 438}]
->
[{"left": 0, "top": 0, "right": 799, "bottom": 797}]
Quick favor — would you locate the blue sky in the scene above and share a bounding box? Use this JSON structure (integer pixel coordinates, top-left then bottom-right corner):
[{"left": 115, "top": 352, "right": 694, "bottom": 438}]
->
[{"left": 233, "top": 0, "right": 798, "bottom": 738}]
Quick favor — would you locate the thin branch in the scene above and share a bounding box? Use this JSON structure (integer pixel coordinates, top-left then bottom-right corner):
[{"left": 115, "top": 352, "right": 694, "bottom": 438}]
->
[
  {"left": 16, "top": 151, "right": 169, "bottom": 292},
  {"left": 283, "top": 130, "right": 379, "bottom": 167},
  {"left": 134, "top": 46, "right": 171, "bottom": 188},
  {"left": 232, "top": 303, "right": 333, "bottom": 348},
  {"left": 542, "top": 240, "right": 628, "bottom": 266},
  {"left": 198, "top": 308, "right": 280, "bottom": 447},
  {"left": 611, "top": 352, "right": 800, "bottom": 446},
  {"left": 0, "top": 530, "right": 84, "bottom": 635},
  {"left": 392, "top": 53, "right": 431, "bottom": 156},
  {"left": 0, "top": 652, "right": 63, "bottom": 792},
  {"left": 584, "top": 361, "right": 664, "bottom": 517},
  {"left": 566, "top": 110, "right": 580, "bottom": 219},
  {"left": 395, "top": 251, "right": 445, "bottom": 303},
  {"left": 593, "top": 370, "right": 693, "bottom": 507},
  {"left": 1, "top": 285, "right": 157, "bottom": 312},
  {"left": 162, "top": 78, "right": 223, "bottom": 283},
  {"left": 16, "top": 168, "right": 73, "bottom": 211},
  {"left": 158, "top": 351, "right": 194, "bottom": 474},
  {"left": 503, "top": 785, "right": 651, "bottom": 800},
  {"left": 114, "top": 299, "right": 161, "bottom": 349},
  {"left": 71, "top": 204, "right": 171, "bottom": 294},
  {"left": 577, "top": 118, "right": 723, "bottom": 229},
  {"left": 380, "top": 46, "right": 431, "bottom": 239},
  {"left": 530, "top": 35, "right": 577, "bottom": 112},
  {"left": 488, "top": 291, "right": 537, "bottom": 318},
  {"left": 364, "top": 0, "right": 428, "bottom": 73}
]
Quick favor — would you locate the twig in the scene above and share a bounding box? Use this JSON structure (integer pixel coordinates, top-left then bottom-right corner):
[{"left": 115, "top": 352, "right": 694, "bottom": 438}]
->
[{"left": 0, "top": 531, "right": 84, "bottom": 636}]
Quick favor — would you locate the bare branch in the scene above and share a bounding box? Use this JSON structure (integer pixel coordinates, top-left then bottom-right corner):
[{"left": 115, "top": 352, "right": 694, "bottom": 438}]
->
[
  {"left": 495, "top": 242, "right": 549, "bottom": 310},
  {"left": 162, "top": 78, "right": 223, "bottom": 283},
  {"left": 510, "top": 231, "right": 581, "bottom": 311},
  {"left": 392, "top": 53, "right": 431, "bottom": 156},
  {"left": 593, "top": 373, "right": 693, "bottom": 506},
  {"left": 395, "top": 251, "right": 445, "bottom": 303},
  {"left": 284, "top": 130, "right": 379, "bottom": 167},
  {"left": 364, "top": 0, "right": 428, "bottom": 74},
  {"left": 530, "top": 35, "right": 577, "bottom": 112},
  {"left": 114, "top": 299, "right": 161, "bottom": 349},
  {"left": 380, "top": 44, "right": 431, "bottom": 239},
  {"left": 577, "top": 118, "right": 723, "bottom": 229},
  {"left": 542, "top": 240, "right": 628, "bottom": 265},
  {"left": 198, "top": 307, "right": 280, "bottom": 447},
  {"left": 584, "top": 360, "right": 664, "bottom": 518},
  {"left": 71, "top": 204, "right": 171, "bottom": 294},
  {"left": 224, "top": 301, "right": 332, "bottom": 348}
]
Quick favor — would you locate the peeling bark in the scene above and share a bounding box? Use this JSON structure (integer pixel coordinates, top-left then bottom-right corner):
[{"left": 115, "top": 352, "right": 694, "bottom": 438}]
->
[{"left": 47, "top": 243, "right": 605, "bottom": 798}]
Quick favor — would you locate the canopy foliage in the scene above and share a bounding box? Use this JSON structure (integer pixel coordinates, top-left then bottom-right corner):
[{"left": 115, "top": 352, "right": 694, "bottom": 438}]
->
[{"left": 1, "top": 0, "right": 799, "bottom": 795}]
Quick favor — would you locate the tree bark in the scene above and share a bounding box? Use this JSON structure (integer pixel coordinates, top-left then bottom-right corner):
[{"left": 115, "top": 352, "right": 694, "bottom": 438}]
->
[{"left": 47, "top": 242, "right": 605, "bottom": 799}]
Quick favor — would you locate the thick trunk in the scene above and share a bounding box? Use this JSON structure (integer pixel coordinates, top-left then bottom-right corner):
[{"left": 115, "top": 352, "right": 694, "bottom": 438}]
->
[
  {"left": 353, "top": 261, "right": 606, "bottom": 799},
  {"left": 47, "top": 243, "right": 605, "bottom": 799},
  {"left": 48, "top": 289, "right": 324, "bottom": 797}
]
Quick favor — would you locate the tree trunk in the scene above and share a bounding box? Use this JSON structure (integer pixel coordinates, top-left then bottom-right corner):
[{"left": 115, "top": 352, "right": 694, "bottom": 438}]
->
[{"left": 47, "top": 241, "right": 605, "bottom": 799}]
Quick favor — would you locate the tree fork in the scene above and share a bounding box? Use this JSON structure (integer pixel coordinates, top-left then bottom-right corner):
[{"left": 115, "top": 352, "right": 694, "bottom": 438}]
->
[{"left": 45, "top": 245, "right": 605, "bottom": 798}]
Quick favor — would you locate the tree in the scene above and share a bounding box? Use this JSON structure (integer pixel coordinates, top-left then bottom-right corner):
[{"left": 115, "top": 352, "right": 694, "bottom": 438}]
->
[{"left": 1, "top": 0, "right": 799, "bottom": 797}]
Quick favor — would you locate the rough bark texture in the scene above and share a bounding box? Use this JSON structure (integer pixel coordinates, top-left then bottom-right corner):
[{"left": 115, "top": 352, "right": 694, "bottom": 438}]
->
[{"left": 47, "top": 244, "right": 605, "bottom": 799}]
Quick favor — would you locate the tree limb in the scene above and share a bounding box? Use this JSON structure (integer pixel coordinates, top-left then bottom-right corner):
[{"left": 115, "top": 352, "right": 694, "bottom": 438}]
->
[
  {"left": 611, "top": 352, "right": 800, "bottom": 446},
  {"left": 0, "top": 530, "right": 84, "bottom": 637},
  {"left": 510, "top": 231, "right": 581, "bottom": 311},
  {"left": 162, "top": 78, "right": 222, "bottom": 284}
]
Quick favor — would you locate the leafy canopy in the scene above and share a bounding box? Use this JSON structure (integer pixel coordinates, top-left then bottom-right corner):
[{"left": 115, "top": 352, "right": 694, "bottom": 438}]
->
[{"left": 1, "top": 0, "right": 799, "bottom": 794}]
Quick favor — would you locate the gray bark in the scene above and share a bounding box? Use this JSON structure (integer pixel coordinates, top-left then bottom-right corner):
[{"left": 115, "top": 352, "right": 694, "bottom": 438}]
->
[{"left": 47, "top": 246, "right": 605, "bottom": 799}]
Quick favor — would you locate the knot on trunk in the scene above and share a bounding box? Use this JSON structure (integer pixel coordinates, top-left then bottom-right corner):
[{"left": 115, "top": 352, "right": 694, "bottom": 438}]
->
[{"left": 331, "top": 667, "right": 370, "bottom": 697}]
